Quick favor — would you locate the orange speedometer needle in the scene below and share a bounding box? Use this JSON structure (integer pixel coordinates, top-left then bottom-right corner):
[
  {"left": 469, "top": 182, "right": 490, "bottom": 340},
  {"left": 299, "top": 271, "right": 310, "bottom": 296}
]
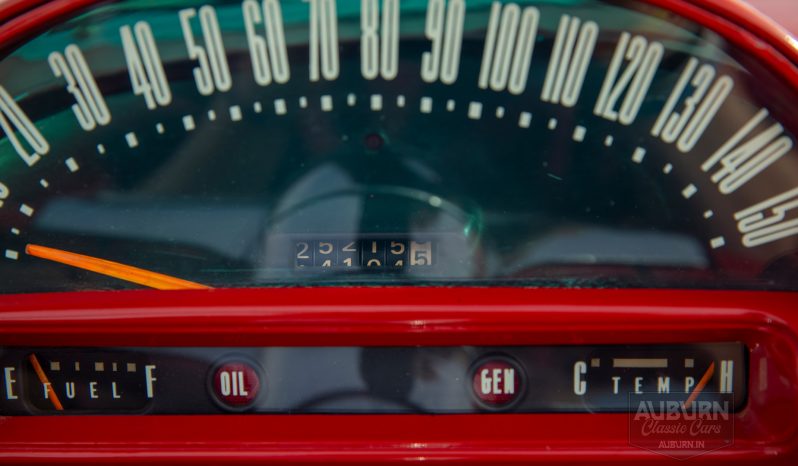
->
[
  {"left": 26, "top": 244, "right": 211, "bottom": 290},
  {"left": 683, "top": 361, "right": 716, "bottom": 410},
  {"left": 28, "top": 354, "right": 64, "bottom": 411}
]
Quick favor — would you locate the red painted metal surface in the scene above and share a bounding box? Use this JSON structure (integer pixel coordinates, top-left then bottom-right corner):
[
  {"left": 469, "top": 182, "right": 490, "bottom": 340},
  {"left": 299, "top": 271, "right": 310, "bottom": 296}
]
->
[
  {"left": 1, "top": 0, "right": 798, "bottom": 464},
  {"left": 1, "top": 288, "right": 798, "bottom": 464}
]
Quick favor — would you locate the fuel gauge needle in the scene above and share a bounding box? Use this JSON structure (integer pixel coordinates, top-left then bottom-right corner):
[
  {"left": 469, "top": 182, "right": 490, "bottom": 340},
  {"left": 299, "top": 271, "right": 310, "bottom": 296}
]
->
[
  {"left": 28, "top": 354, "right": 63, "bottom": 411},
  {"left": 683, "top": 361, "right": 715, "bottom": 410},
  {"left": 26, "top": 244, "right": 211, "bottom": 290}
]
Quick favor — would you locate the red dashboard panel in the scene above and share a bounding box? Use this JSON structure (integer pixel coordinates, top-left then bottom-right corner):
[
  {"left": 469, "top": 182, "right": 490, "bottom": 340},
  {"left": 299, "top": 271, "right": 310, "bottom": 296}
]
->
[{"left": 0, "top": 288, "right": 797, "bottom": 464}]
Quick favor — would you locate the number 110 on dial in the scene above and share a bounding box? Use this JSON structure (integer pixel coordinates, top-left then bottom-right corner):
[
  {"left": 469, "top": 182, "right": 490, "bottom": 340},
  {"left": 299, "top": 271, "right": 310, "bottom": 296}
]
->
[{"left": 295, "top": 239, "right": 434, "bottom": 271}]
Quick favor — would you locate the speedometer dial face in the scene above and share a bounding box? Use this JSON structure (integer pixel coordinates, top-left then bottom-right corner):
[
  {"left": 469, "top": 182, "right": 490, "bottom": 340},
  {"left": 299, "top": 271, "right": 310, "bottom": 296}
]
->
[{"left": 1, "top": 0, "right": 797, "bottom": 292}]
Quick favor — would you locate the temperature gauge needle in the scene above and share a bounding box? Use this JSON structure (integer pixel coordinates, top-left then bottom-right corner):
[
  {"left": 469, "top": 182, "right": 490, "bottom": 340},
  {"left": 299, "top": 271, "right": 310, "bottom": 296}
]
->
[
  {"left": 28, "top": 354, "right": 63, "bottom": 411},
  {"left": 683, "top": 361, "right": 716, "bottom": 410},
  {"left": 26, "top": 244, "right": 211, "bottom": 290}
]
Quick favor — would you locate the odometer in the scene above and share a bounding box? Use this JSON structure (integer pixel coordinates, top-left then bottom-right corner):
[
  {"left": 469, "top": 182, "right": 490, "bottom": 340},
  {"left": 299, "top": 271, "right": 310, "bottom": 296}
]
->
[{"left": 0, "top": 0, "right": 797, "bottom": 292}]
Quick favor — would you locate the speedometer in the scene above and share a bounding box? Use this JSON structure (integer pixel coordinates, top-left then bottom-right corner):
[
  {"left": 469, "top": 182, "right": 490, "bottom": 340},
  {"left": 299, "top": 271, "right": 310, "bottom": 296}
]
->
[
  {"left": 2, "top": 1, "right": 798, "bottom": 464},
  {"left": 1, "top": 0, "right": 797, "bottom": 292}
]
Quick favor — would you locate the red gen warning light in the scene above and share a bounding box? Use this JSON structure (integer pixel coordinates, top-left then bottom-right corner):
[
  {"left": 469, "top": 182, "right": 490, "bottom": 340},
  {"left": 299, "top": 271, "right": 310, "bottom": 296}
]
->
[{"left": 470, "top": 356, "right": 525, "bottom": 411}]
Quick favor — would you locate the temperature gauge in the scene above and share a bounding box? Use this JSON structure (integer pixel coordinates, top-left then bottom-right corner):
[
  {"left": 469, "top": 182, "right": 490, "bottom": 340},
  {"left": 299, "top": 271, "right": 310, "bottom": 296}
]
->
[{"left": 572, "top": 343, "right": 746, "bottom": 412}]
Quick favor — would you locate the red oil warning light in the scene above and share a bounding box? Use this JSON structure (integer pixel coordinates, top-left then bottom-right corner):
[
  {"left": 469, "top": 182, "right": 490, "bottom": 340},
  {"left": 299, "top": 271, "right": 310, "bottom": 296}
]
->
[{"left": 211, "top": 361, "right": 261, "bottom": 409}]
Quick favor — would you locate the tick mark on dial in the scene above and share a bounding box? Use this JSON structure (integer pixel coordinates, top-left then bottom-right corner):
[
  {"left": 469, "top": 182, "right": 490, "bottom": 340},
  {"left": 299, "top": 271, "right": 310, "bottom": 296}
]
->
[
  {"left": 125, "top": 132, "right": 139, "bottom": 148},
  {"left": 468, "top": 102, "right": 483, "bottom": 120},
  {"left": 65, "top": 157, "right": 79, "bottom": 172},
  {"left": 229, "top": 105, "right": 242, "bottom": 121},
  {"left": 420, "top": 97, "right": 432, "bottom": 113},
  {"left": 321, "top": 95, "right": 333, "bottom": 112},
  {"left": 573, "top": 126, "right": 586, "bottom": 142},
  {"left": 274, "top": 99, "right": 287, "bottom": 115},
  {"left": 370, "top": 94, "right": 383, "bottom": 111},
  {"left": 518, "top": 112, "right": 532, "bottom": 128},
  {"left": 682, "top": 184, "right": 698, "bottom": 199},
  {"left": 632, "top": 147, "right": 646, "bottom": 163},
  {"left": 19, "top": 204, "right": 34, "bottom": 217},
  {"left": 182, "top": 115, "right": 196, "bottom": 131}
]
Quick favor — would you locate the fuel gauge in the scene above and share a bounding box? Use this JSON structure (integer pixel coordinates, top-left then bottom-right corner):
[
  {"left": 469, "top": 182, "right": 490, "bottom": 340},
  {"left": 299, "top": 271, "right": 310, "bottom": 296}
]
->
[{"left": 20, "top": 350, "right": 157, "bottom": 414}]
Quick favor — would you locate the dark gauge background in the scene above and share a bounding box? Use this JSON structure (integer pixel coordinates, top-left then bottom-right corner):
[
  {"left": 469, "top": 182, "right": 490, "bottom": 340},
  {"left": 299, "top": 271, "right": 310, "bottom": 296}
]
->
[
  {"left": 0, "top": 0, "right": 797, "bottom": 292},
  {"left": 0, "top": 343, "right": 747, "bottom": 415}
]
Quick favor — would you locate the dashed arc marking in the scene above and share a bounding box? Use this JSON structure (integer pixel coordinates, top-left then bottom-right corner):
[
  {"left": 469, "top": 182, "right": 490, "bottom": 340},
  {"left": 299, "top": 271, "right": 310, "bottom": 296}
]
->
[
  {"left": 253, "top": 101, "right": 263, "bottom": 113},
  {"left": 347, "top": 93, "right": 357, "bottom": 106},
  {"left": 573, "top": 126, "right": 586, "bottom": 142},
  {"left": 420, "top": 97, "right": 432, "bottom": 113},
  {"left": 182, "top": 115, "right": 196, "bottom": 131},
  {"left": 710, "top": 236, "right": 726, "bottom": 249},
  {"left": 229, "top": 105, "right": 243, "bottom": 121},
  {"left": 547, "top": 118, "right": 558, "bottom": 130},
  {"left": 207, "top": 110, "right": 217, "bottom": 121},
  {"left": 468, "top": 102, "right": 483, "bottom": 120},
  {"left": 682, "top": 184, "right": 698, "bottom": 199},
  {"left": 39, "top": 179, "right": 49, "bottom": 188},
  {"left": 5, "top": 249, "right": 18, "bottom": 260},
  {"left": 446, "top": 100, "right": 456, "bottom": 112},
  {"left": 370, "top": 94, "right": 383, "bottom": 111},
  {"left": 632, "top": 147, "right": 646, "bottom": 163},
  {"left": 704, "top": 210, "right": 714, "bottom": 219},
  {"left": 96, "top": 144, "right": 106, "bottom": 154},
  {"left": 274, "top": 99, "right": 287, "bottom": 115},
  {"left": 156, "top": 123, "right": 165, "bottom": 134},
  {"left": 11, "top": 228, "right": 20, "bottom": 235},
  {"left": 321, "top": 95, "right": 333, "bottom": 112},
  {"left": 518, "top": 112, "right": 532, "bottom": 128},
  {"left": 662, "top": 163, "right": 673, "bottom": 174},
  {"left": 495, "top": 106, "right": 505, "bottom": 119},
  {"left": 65, "top": 157, "right": 79, "bottom": 173},
  {"left": 125, "top": 132, "right": 139, "bottom": 148},
  {"left": 396, "top": 95, "right": 406, "bottom": 108},
  {"left": 604, "top": 136, "right": 614, "bottom": 147},
  {"left": 19, "top": 204, "right": 34, "bottom": 217}
]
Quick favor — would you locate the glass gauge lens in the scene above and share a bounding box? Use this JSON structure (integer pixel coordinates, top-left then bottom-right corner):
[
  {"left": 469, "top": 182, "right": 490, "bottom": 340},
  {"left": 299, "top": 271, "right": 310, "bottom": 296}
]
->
[{"left": 0, "top": 0, "right": 797, "bottom": 292}]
